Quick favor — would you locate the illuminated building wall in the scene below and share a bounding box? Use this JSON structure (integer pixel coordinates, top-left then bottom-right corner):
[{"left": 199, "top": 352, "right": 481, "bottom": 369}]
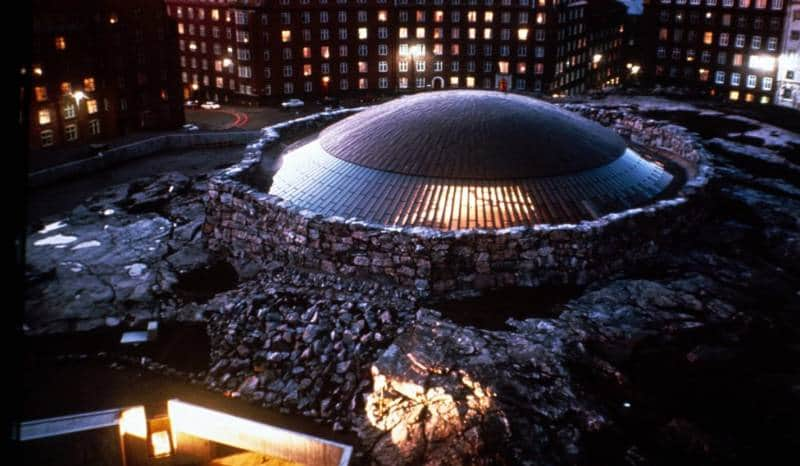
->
[
  {"left": 642, "top": 0, "right": 789, "bottom": 104},
  {"left": 775, "top": 0, "right": 800, "bottom": 108},
  {"left": 30, "top": 0, "right": 184, "bottom": 150},
  {"left": 165, "top": 0, "right": 627, "bottom": 104}
]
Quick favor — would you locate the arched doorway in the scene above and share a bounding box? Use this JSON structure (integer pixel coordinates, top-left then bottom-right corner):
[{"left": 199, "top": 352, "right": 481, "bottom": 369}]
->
[{"left": 432, "top": 76, "right": 445, "bottom": 90}]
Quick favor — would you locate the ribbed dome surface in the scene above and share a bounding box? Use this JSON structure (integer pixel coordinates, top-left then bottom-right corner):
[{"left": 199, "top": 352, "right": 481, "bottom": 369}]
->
[
  {"left": 268, "top": 91, "right": 674, "bottom": 230},
  {"left": 318, "top": 91, "right": 627, "bottom": 179}
]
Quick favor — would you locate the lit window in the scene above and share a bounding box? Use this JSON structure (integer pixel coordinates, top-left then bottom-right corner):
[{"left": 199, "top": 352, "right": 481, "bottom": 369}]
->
[
  {"left": 703, "top": 32, "right": 713, "bottom": 45},
  {"left": 729, "top": 90, "right": 740, "bottom": 101},
  {"left": 281, "top": 30, "right": 291, "bottom": 42},
  {"left": 377, "top": 10, "right": 387, "bottom": 22},
  {"left": 416, "top": 27, "right": 425, "bottom": 39},
  {"left": 55, "top": 36, "right": 66, "bottom": 50},
  {"left": 40, "top": 129, "right": 54, "bottom": 147},
  {"left": 83, "top": 77, "right": 96, "bottom": 92},
  {"left": 38, "top": 109, "right": 51, "bottom": 125},
  {"left": 86, "top": 99, "right": 98, "bottom": 114},
  {"left": 518, "top": 28, "right": 529, "bottom": 41},
  {"left": 358, "top": 27, "right": 368, "bottom": 40},
  {"left": 60, "top": 82, "right": 72, "bottom": 95},
  {"left": 466, "top": 76, "right": 476, "bottom": 88},
  {"left": 89, "top": 119, "right": 101, "bottom": 135},
  {"left": 304, "top": 64, "right": 312, "bottom": 76},
  {"left": 35, "top": 86, "right": 48, "bottom": 102},
  {"left": 64, "top": 124, "right": 78, "bottom": 141}
]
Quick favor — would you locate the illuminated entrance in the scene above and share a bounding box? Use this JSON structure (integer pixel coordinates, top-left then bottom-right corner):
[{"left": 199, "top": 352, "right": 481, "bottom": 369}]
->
[{"left": 16, "top": 399, "right": 352, "bottom": 466}]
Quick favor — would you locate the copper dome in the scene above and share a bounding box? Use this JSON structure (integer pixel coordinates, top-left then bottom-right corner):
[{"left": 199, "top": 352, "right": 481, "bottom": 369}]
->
[{"left": 269, "top": 91, "right": 673, "bottom": 230}]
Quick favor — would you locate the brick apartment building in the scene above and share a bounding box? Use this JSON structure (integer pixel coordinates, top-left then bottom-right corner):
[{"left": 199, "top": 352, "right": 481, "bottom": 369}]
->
[
  {"left": 165, "top": 0, "right": 628, "bottom": 105},
  {"left": 642, "top": 0, "right": 790, "bottom": 104},
  {"left": 775, "top": 0, "right": 800, "bottom": 108},
  {"left": 30, "top": 0, "right": 184, "bottom": 150}
]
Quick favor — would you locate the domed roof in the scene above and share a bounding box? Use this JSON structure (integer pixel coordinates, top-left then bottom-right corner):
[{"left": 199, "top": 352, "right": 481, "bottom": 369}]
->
[
  {"left": 268, "top": 91, "right": 674, "bottom": 230},
  {"left": 318, "top": 91, "right": 627, "bottom": 179}
]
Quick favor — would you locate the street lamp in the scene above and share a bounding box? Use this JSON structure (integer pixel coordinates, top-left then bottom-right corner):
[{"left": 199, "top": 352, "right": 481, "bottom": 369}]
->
[{"left": 72, "top": 90, "right": 86, "bottom": 104}]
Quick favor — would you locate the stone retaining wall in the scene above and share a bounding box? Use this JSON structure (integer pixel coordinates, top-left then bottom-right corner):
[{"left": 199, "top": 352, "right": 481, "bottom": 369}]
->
[{"left": 203, "top": 105, "right": 712, "bottom": 294}]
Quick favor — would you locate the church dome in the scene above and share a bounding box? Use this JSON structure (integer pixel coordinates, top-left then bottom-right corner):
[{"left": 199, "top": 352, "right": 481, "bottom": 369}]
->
[{"left": 269, "top": 91, "right": 673, "bottom": 230}]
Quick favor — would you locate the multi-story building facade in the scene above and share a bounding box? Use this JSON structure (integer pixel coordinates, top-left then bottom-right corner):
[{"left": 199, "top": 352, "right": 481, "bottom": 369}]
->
[
  {"left": 775, "top": 0, "right": 800, "bottom": 107},
  {"left": 165, "top": 0, "right": 628, "bottom": 104},
  {"left": 30, "top": 0, "right": 184, "bottom": 150},
  {"left": 586, "top": 0, "right": 628, "bottom": 90},
  {"left": 643, "top": 0, "right": 790, "bottom": 104}
]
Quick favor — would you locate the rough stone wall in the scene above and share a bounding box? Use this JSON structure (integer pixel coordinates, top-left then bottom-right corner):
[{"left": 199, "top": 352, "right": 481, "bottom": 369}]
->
[{"left": 203, "top": 105, "right": 712, "bottom": 294}]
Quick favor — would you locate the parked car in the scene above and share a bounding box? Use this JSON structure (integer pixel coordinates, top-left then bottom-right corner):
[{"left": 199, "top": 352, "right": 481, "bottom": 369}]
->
[
  {"left": 181, "top": 123, "right": 200, "bottom": 132},
  {"left": 200, "top": 101, "right": 221, "bottom": 110},
  {"left": 89, "top": 143, "right": 110, "bottom": 156},
  {"left": 184, "top": 100, "right": 199, "bottom": 108},
  {"left": 281, "top": 98, "right": 305, "bottom": 109}
]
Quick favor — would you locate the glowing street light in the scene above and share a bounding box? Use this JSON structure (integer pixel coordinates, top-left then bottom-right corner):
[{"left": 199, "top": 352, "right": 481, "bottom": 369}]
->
[
  {"left": 749, "top": 55, "right": 776, "bottom": 72},
  {"left": 191, "top": 83, "right": 199, "bottom": 91},
  {"left": 72, "top": 90, "right": 87, "bottom": 104},
  {"left": 592, "top": 54, "right": 603, "bottom": 64},
  {"left": 222, "top": 58, "right": 233, "bottom": 67}
]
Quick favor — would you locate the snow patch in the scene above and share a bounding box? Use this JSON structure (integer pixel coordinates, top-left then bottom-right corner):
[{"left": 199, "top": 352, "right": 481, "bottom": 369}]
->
[
  {"left": 125, "top": 263, "right": 148, "bottom": 277},
  {"left": 38, "top": 221, "right": 67, "bottom": 234},
  {"left": 34, "top": 234, "right": 78, "bottom": 246},
  {"left": 72, "top": 240, "right": 102, "bottom": 250}
]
